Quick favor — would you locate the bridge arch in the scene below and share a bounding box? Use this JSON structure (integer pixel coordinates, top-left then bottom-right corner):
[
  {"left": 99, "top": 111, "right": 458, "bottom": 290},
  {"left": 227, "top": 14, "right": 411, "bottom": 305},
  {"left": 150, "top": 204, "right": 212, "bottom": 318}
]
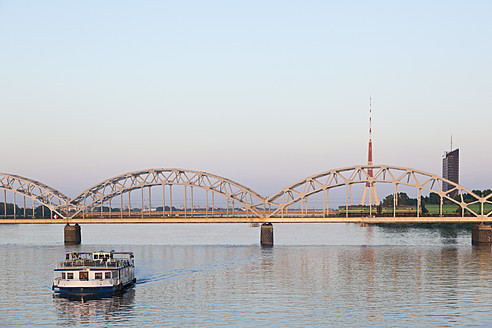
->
[
  {"left": 0, "top": 173, "right": 71, "bottom": 218},
  {"left": 266, "top": 165, "right": 492, "bottom": 219},
  {"left": 69, "top": 168, "right": 267, "bottom": 218}
]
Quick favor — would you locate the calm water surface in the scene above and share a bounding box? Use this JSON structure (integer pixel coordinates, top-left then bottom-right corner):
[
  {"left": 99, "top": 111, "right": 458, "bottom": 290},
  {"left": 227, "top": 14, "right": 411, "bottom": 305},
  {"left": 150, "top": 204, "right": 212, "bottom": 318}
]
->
[{"left": 1, "top": 223, "right": 492, "bottom": 327}]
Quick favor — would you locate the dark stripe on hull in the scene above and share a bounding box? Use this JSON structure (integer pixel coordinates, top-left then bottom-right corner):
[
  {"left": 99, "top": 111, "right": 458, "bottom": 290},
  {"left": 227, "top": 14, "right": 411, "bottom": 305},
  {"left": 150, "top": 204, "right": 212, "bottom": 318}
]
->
[
  {"left": 56, "top": 286, "right": 119, "bottom": 295},
  {"left": 54, "top": 279, "right": 135, "bottom": 296}
]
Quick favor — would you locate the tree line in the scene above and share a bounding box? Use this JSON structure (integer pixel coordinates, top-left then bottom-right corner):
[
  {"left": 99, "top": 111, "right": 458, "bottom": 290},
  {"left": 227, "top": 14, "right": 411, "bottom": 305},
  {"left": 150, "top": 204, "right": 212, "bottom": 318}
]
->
[
  {"left": 381, "top": 189, "right": 492, "bottom": 206},
  {"left": 0, "top": 203, "right": 52, "bottom": 216}
]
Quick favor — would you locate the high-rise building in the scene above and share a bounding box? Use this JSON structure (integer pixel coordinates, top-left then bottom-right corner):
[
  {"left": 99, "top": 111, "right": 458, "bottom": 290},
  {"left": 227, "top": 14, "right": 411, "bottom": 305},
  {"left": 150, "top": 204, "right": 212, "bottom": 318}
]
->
[{"left": 442, "top": 148, "right": 459, "bottom": 196}]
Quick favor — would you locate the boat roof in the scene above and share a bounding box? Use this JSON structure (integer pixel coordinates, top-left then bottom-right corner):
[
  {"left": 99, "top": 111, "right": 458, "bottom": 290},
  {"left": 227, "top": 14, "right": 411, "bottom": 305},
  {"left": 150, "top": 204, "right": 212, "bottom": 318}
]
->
[{"left": 65, "top": 251, "right": 133, "bottom": 256}]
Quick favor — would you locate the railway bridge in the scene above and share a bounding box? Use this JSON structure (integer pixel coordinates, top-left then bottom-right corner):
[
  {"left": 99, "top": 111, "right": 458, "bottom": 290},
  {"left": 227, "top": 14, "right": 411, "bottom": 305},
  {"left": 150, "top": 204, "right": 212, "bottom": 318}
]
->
[{"left": 1, "top": 165, "right": 491, "bottom": 245}]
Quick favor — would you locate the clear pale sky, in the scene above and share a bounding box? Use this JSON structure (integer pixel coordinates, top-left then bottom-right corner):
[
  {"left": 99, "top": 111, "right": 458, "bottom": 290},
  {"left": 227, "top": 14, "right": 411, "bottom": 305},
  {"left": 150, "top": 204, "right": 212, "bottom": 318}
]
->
[{"left": 1, "top": 1, "right": 491, "bottom": 198}]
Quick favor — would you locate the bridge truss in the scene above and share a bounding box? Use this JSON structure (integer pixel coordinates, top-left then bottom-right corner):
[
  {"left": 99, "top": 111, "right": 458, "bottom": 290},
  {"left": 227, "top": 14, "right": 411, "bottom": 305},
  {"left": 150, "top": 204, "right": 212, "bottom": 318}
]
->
[
  {"left": 69, "top": 169, "right": 267, "bottom": 219},
  {"left": 0, "top": 173, "right": 70, "bottom": 219},
  {"left": 267, "top": 165, "right": 492, "bottom": 219},
  {"left": 1, "top": 165, "right": 491, "bottom": 222}
]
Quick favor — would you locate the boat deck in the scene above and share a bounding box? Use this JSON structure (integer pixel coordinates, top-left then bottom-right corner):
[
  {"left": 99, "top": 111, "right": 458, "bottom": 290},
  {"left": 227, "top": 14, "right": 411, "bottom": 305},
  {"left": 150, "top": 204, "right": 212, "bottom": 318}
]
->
[{"left": 56, "top": 259, "right": 132, "bottom": 269}]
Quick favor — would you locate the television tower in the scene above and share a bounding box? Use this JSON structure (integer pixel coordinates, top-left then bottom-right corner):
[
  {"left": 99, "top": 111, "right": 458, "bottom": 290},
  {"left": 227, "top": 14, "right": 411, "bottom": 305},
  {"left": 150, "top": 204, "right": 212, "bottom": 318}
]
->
[{"left": 361, "top": 97, "right": 379, "bottom": 205}]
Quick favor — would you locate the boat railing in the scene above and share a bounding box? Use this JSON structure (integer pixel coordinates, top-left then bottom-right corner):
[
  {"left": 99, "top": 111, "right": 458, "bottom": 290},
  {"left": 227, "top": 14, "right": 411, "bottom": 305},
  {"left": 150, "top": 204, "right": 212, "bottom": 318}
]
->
[{"left": 56, "top": 259, "right": 131, "bottom": 269}]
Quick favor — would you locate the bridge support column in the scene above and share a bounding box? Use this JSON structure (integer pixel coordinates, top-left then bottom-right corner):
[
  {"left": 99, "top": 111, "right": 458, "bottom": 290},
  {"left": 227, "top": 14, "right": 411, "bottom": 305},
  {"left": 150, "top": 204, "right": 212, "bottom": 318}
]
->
[
  {"left": 260, "top": 223, "right": 273, "bottom": 247},
  {"left": 472, "top": 223, "right": 492, "bottom": 246},
  {"left": 64, "top": 223, "right": 81, "bottom": 245}
]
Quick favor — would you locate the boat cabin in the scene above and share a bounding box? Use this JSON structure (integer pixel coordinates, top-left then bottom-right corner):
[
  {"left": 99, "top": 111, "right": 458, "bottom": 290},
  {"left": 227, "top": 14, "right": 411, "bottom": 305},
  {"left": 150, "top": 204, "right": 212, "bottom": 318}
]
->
[{"left": 53, "top": 251, "right": 136, "bottom": 295}]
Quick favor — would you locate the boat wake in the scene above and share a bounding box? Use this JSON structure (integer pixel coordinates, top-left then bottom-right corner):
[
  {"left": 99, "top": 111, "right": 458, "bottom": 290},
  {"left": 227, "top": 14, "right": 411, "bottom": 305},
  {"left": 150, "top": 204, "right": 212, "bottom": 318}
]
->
[{"left": 137, "top": 254, "right": 261, "bottom": 285}]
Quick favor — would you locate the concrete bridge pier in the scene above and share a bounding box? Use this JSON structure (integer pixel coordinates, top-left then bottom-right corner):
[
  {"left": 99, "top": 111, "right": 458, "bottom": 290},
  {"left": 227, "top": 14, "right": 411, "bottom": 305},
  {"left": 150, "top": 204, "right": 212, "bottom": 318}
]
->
[
  {"left": 260, "top": 223, "right": 273, "bottom": 247},
  {"left": 472, "top": 223, "right": 492, "bottom": 245},
  {"left": 64, "top": 223, "right": 81, "bottom": 245}
]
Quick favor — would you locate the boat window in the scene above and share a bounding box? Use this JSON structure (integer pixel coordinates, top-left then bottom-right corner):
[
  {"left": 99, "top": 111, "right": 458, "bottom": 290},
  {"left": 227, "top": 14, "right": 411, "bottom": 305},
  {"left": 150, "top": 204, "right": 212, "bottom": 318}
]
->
[
  {"left": 105, "top": 272, "right": 111, "bottom": 279},
  {"left": 112, "top": 271, "right": 117, "bottom": 278},
  {"left": 94, "top": 254, "right": 99, "bottom": 259},
  {"left": 79, "top": 271, "right": 88, "bottom": 281},
  {"left": 67, "top": 272, "right": 73, "bottom": 280},
  {"left": 95, "top": 273, "right": 103, "bottom": 279},
  {"left": 61, "top": 272, "right": 66, "bottom": 279}
]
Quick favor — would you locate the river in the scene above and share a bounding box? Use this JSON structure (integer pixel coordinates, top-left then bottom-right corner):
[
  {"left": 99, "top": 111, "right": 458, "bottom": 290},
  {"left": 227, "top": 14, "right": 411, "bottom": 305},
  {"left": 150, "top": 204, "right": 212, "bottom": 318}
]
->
[{"left": 1, "top": 223, "right": 491, "bottom": 327}]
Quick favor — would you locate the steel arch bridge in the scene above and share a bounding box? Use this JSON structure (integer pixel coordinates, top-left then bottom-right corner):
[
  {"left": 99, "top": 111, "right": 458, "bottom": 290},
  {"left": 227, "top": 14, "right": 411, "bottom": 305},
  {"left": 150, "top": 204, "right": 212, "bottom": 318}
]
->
[
  {"left": 0, "top": 173, "right": 71, "bottom": 219},
  {"left": 267, "top": 165, "right": 492, "bottom": 219},
  {"left": 0, "top": 165, "right": 491, "bottom": 222},
  {"left": 68, "top": 168, "right": 267, "bottom": 219}
]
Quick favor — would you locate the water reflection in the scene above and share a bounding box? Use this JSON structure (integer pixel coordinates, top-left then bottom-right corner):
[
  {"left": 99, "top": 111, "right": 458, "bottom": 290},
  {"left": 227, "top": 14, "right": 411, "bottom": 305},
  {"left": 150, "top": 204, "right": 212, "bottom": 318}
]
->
[
  {"left": 440, "top": 228, "right": 459, "bottom": 244},
  {"left": 471, "top": 245, "right": 492, "bottom": 281},
  {"left": 53, "top": 288, "right": 135, "bottom": 326},
  {"left": 260, "top": 247, "right": 274, "bottom": 269}
]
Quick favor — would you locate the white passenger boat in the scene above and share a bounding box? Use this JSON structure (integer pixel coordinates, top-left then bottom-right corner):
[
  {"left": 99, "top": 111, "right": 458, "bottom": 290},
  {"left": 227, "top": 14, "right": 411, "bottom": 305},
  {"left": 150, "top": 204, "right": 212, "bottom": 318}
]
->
[{"left": 53, "top": 251, "right": 136, "bottom": 296}]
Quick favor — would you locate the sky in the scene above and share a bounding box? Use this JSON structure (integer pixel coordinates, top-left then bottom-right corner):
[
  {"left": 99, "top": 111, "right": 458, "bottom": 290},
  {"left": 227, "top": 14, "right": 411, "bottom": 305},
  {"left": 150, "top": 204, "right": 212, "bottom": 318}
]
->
[{"left": 1, "top": 0, "right": 491, "bottom": 198}]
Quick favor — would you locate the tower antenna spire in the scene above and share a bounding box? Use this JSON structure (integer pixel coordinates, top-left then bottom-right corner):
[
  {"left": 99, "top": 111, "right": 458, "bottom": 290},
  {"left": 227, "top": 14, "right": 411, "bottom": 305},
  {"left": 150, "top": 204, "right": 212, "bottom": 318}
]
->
[
  {"left": 369, "top": 97, "right": 372, "bottom": 141},
  {"left": 367, "top": 97, "right": 373, "bottom": 165},
  {"left": 361, "top": 97, "right": 379, "bottom": 206}
]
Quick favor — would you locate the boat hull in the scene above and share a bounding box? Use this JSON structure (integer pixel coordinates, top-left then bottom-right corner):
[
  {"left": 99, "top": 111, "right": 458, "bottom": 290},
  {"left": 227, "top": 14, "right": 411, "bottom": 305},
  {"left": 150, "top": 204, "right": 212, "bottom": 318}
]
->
[{"left": 54, "top": 279, "right": 136, "bottom": 296}]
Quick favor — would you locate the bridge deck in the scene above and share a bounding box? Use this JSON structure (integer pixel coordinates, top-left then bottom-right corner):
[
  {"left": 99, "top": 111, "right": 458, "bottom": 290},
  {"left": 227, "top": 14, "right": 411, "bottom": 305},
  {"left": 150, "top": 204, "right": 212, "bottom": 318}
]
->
[{"left": 0, "top": 216, "right": 490, "bottom": 224}]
